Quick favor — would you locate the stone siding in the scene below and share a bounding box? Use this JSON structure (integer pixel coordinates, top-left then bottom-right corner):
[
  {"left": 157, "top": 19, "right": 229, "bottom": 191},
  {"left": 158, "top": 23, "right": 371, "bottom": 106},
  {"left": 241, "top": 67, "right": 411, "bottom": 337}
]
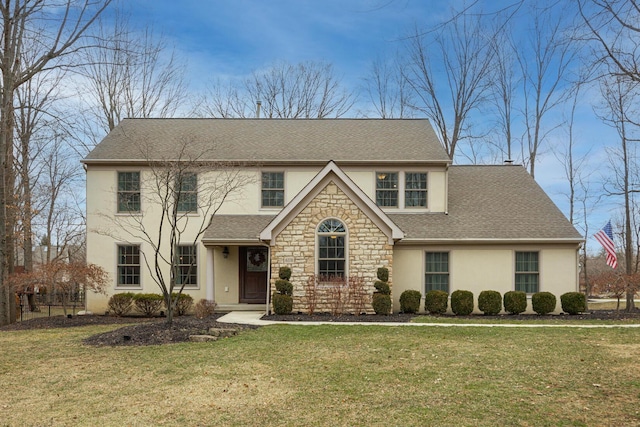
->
[{"left": 270, "top": 182, "right": 393, "bottom": 314}]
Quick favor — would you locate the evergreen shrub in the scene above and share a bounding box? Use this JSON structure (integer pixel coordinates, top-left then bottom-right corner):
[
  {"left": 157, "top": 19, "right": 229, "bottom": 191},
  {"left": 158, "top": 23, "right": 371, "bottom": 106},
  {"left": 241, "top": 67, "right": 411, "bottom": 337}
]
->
[
  {"left": 275, "top": 279, "right": 293, "bottom": 296},
  {"left": 374, "top": 280, "right": 391, "bottom": 295},
  {"left": 107, "top": 292, "right": 135, "bottom": 316},
  {"left": 377, "top": 267, "right": 389, "bottom": 282},
  {"left": 399, "top": 290, "right": 422, "bottom": 314},
  {"left": 532, "top": 292, "right": 556, "bottom": 315},
  {"left": 561, "top": 292, "right": 586, "bottom": 315},
  {"left": 133, "top": 293, "right": 163, "bottom": 317},
  {"left": 372, "top": 292, "right": 391, "bottom": 315},
  {"left": 478, "top": 290, "right": 502, "bottom": 315},
  {"left": 273, "top": 293, "right": 293, "bottom": 315},
  {"left": 279, "top": 266, "right": 292, "bottom": 280},
  {"left": 425, "top": 290, "right": 448, "bottom": 314},
  {"left": 504, "top": 291, "right": 527, "bottom": 314},
  {"left": 171, "top": 292, "right": 194, "bottom": 316},
  {"left": 451, "top": 290, "right": 474, "bottom": 316}
]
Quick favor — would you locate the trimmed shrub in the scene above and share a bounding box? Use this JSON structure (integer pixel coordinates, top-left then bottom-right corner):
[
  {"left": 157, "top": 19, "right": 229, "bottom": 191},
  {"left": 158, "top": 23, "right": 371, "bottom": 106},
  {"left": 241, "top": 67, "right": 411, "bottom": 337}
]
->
[
  {"left": 504, "top": 291, "right": 527, "bottom": 315},
  {"left": 374, "top": 280, "right": 391, "bottom": 295},
  {"left": 400, "top": 290, "right": 421, "bottom": 314},
  {"left": 377, "top": 267, "right": 389, "bottom": 282},
  {"left": 372, "top": 292, "right": 391, "bottom": 315},
  {"left": 194, "top": 299, "right": 217, "bottom": 319},
  {"left": 425, "top": 290, "right": 448, "bottom": 314},
  {"left": 279, "top": 266, "right": 292, "bottom": 280},
  {"left": 133, "top": 293, "right": 163, "bottom": 317},
  {"left": 561, "top": 292, "right": 586, "bottom": 315},
  {"left": 275, "top": 279, "right": 293, "bottom": 296},
  {"left": 273, "top": 293, "right": 293, "bottom": 315},
  {"left": 451, "top": 290, "right": 474, "bottom": 316},
  {"left": 107, "top": 292, "right": 135, "bottom": 316},
  {"left": 478, "top": 290, "right": 502, "bottom": 316},
  {"left": 532, "top": 292, "right": 557, "bottom": 315},
  {"left": 171, "top": 293, "right": 194, "bottom": 316}
]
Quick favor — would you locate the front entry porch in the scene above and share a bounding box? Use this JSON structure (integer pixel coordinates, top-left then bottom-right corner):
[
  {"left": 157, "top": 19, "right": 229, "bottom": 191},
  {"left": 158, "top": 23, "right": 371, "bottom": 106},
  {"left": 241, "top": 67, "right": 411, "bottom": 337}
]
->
[{"left": 204, "top": 243, "right": 271, "bottom": 313}]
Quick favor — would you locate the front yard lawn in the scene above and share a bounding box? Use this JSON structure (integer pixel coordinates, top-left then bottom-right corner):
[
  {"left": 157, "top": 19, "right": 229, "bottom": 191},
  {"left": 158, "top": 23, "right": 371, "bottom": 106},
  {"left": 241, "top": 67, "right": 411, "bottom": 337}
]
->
[{"left": 0, "top": 323, "right": 638, "bottom": 426}]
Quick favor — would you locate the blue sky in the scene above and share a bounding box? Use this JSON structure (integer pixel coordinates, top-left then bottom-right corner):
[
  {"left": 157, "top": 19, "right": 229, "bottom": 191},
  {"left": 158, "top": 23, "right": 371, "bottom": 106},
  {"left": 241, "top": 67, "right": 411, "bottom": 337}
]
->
[
  {"left": 127, "top": 1, "right": 454, "bottom": 89},
  {"left": 122, "top": 0, "right": 616, "bottom": 250}
]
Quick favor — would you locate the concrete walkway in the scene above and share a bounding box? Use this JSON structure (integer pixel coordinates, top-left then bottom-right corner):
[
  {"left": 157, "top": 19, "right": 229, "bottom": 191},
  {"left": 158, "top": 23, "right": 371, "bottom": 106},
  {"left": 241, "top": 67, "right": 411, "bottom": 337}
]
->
[{"left": 217, "top": 311, "right": 640, "bottom": 328}]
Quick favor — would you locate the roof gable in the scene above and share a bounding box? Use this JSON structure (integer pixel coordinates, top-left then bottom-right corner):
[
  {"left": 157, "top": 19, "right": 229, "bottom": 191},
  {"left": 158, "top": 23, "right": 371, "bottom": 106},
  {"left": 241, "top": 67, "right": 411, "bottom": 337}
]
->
[{"left": 260, "top": 161, "right": 404, "bottom": 243}]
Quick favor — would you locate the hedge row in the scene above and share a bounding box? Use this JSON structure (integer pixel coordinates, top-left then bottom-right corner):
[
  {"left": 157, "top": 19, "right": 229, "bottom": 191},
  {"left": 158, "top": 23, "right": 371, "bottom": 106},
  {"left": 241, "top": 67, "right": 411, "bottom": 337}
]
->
[
  {"left": 107, "top": 292, "right": 194, "bottom": 317},
  {"left": 414, "top": 289, "right": 586, "bottom": 316}
]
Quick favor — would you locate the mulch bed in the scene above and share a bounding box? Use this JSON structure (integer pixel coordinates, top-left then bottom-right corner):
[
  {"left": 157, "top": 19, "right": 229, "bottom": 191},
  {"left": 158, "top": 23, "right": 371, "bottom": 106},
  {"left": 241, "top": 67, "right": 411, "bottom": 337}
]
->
[
  {"left": 1, "top": 309, "right": 639, "bottom": 347},
  {"left": 0, "top": 314, "right": 258, "bottom": 347}
]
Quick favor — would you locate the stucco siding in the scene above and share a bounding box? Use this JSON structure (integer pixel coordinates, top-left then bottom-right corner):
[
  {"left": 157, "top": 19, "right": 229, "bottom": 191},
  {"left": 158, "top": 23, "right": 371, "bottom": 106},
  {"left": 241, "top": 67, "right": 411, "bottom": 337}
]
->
[{"left": 393, "top": 245, "right": 579, "bottom": 314}]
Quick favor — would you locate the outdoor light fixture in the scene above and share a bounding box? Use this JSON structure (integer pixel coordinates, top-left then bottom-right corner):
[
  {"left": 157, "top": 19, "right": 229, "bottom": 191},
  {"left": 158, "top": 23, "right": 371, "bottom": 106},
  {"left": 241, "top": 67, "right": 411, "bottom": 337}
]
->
[{"left": 222, "top": 246, "right": 229, "bottom": 258}]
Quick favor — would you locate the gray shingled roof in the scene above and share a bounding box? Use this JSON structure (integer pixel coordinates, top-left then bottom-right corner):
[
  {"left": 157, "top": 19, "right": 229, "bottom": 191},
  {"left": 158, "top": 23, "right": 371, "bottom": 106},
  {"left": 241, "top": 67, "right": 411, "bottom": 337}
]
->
[
  {"left": 203, "top": 215, "right": 276, "bottom": 242},
  {"left": 389, "top": 165, "right": 582, "bottom": 241},
  {"left": 83, "top": 118, "right": 450, "bottom": 164},
  {"left": 202, "top": 166, "right": 581, "bottom": 243}
]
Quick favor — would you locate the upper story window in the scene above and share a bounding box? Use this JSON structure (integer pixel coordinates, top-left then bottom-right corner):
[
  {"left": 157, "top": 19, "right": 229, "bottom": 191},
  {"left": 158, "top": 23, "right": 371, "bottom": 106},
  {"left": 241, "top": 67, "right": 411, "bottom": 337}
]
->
[
  {"left": 317, "top": 219, "right": 346, "bottom": 279},
  {"left": 376, "top": 172, "right": 398, "bottom": 207},
  {"left": 262, "top": 172, "right": 284, "bottom": 208},
  {"left": 515, "top": 251, "right": 539, "bottom": 293},
  {"left": 117, "top": 172, "right": 140, "bottom": 213},
  {"left": 176, "top": 173, "right": 197, "bottom": 213},
  {"left": 405, "top": 173, "right": 427, "bottom": 207}
]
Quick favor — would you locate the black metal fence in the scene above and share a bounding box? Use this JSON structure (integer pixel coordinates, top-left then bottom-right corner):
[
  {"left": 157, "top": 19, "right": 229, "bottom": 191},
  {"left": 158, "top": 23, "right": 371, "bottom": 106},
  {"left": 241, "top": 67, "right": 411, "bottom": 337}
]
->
[{"left": 17, "top": 292, "right": 85, "bottom": 322}]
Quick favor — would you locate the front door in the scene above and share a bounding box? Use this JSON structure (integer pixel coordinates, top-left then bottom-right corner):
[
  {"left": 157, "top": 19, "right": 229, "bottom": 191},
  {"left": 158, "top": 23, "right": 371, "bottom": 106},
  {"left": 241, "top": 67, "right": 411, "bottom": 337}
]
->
[{"left": 239, "top": 246, "right": 268, "bottom": 303}]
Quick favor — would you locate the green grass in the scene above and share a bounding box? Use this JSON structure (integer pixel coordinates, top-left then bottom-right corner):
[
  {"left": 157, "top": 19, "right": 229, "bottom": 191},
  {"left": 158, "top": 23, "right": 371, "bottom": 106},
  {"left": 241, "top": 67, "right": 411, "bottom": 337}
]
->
[
  {"left": 1, "top": 324, "right": 639, "bottom": 426},
  {"left": 411, "top": 315, "right": 640, "bottom": 325}
]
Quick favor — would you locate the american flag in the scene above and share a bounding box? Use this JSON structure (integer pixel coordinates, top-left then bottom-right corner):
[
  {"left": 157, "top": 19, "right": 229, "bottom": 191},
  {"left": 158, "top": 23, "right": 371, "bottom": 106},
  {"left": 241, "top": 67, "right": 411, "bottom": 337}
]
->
[{"left": 594, "top": 220, "right": 617, "bottom": 269}]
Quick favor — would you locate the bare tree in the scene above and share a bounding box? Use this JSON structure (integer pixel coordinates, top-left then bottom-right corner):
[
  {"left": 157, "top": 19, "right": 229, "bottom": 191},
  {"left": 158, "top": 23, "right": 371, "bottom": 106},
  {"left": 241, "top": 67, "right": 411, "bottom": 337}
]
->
[
  {"left": 361, "top": 55, "right": 414, "bottom": 118},
  {"left": 13, "top": 67, "right": 66, "bottom": 310},
  {"left": 578, "top": 0, "right": 640, "bottom": 83},
  {"left": 404, "top": 9, "right": 496, "bottom": 159},
  {"left": 596, "top": 75, "right": 640, "bottom": 311},
  {"left": 487, "top": 21, "right": 519, "bottom": 161},
  {"left": 97, "top": 136, "right": 253, "bottom": 325},
  {"left": 79, "top": 11, "right": 187, "bottom": 149},
  {"left": 0, "top": 0, "right": 113, "bottom": 326},
  {"left": 195, "top": 60, "right": 354, "bottom": 119},
  {"left": 516, "top": 1, "right": 577, "bottom": 178}
]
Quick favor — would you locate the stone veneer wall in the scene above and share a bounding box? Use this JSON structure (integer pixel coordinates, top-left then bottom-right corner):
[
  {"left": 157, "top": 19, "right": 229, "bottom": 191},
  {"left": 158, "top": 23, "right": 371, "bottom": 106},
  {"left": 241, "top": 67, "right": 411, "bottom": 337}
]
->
[{"left": 270, "top": 182, "right": 393, "bottom": 314}]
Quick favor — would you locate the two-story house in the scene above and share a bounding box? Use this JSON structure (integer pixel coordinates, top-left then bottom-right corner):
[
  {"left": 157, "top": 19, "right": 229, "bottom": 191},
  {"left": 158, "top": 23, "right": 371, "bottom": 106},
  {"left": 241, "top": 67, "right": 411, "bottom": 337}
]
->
[{"left": 83, "top": 118, "right": 583, "bottom": 314}]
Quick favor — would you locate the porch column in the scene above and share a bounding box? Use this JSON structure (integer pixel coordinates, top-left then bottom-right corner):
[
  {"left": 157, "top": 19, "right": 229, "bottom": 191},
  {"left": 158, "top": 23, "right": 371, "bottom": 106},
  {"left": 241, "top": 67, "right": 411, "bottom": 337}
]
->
[{"left": 206, "top": 247, "right": 214, "bottom": 301}]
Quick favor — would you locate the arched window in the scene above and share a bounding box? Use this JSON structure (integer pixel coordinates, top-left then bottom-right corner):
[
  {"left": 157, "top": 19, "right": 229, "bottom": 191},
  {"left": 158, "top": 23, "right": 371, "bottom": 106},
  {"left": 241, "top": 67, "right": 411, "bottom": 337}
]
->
[{"left": 317, "top": 219, "right": 346, "bottom": 278}]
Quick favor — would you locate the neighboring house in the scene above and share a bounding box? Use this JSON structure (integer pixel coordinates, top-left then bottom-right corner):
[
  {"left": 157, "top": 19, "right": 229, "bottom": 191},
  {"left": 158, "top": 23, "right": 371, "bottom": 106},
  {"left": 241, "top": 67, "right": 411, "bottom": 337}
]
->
[{"left": 83, "top": 118, "right": 582, "bottom": 314}]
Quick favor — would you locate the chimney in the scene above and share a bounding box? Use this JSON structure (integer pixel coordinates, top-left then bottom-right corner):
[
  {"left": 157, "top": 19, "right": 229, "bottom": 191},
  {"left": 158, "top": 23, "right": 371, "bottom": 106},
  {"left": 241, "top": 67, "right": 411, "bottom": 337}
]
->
[{"left": 256, "top": 100, "right": 261, "bottom": 118}]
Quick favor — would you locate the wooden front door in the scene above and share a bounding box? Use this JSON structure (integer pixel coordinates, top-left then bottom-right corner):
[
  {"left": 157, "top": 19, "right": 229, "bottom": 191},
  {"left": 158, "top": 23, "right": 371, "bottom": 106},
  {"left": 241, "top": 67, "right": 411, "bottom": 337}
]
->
[{"left": 239, "top": 246, "right": 268, "bottom": 303}]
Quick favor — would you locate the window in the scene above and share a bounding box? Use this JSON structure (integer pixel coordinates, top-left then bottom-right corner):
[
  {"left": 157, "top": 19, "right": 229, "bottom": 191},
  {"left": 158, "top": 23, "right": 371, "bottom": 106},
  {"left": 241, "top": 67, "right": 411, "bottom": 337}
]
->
[
  {"left": 175, "top": 245, "right": 197, "bottom": 287},
  {"left": 425, "top": 252, "right": 449, "bottom": 292},
  {"left": 117, "top": 245, "right": 140, "bottom": 287},
  {"left": 405, "top": 173, "right": 427, "bottom": 207},
  {"left": 317, "top": 219, "right": 346, "bottom": 278},
  {"left": 262, "top": 172, "right": 284, "bottom": 207},
  {"left": 117, "top": 172, "right": 140, "bottom": 212},
  {"left": 515, "top": 252, "right": 539, "bottom": 293},
  {"left": 176, "top": 173, "right": 197, "bottom": 213},
  {"left": 376, "top": 172, "right": 398, "bottom": 207}
]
